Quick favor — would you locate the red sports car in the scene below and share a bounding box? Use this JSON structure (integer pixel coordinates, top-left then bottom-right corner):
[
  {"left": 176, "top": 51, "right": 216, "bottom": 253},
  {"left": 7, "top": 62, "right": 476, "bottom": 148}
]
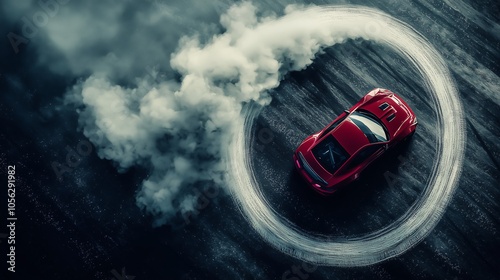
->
[{"left": 293, "top": 88, "right": 417, "bottom": 195}]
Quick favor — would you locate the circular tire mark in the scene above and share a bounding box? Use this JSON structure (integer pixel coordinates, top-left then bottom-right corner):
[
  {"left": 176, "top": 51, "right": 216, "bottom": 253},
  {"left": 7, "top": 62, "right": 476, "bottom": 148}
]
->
[{"left": 228, "top": 6, "right": 465, "bottom": 266}]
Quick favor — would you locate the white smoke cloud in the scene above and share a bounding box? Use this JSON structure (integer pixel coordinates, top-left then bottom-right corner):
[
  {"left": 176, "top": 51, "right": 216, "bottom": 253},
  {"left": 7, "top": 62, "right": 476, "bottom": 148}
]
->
[
  {"left": 5, "top": 0, "right": 224, "bottom": 80},
  {"left": 64, "top": 2, "right": 354, "bottom": 226}
]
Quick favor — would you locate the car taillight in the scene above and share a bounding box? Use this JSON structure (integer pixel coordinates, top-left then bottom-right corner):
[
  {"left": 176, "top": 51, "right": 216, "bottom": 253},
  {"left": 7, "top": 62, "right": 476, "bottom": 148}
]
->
[
  {"left": 295, "top": 158, "right": 301, "bottom": 168},
  {"left": 313, "top": 183, "right": 322, "bottom": 189}
]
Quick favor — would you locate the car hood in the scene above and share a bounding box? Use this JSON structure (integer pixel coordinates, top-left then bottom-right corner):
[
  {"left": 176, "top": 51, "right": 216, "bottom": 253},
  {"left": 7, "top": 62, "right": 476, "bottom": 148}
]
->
[{"left": 358, "top": 94, "right": 412, "bottom": 138}]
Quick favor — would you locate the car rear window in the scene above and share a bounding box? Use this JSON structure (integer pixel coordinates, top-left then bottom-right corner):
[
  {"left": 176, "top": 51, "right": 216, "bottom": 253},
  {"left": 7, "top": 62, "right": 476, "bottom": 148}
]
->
[{"left": 311, "top": 135, "right": 349, "bottom": 174}]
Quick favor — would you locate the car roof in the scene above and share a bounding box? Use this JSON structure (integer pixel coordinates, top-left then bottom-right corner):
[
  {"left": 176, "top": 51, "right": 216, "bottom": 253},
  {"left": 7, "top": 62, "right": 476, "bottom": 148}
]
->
[{"left": 330, "top": 118, "right": 370, "bottom": 155}]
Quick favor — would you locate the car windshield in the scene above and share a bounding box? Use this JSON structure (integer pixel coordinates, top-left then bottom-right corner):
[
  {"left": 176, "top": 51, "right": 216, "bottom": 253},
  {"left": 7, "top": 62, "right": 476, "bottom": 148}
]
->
[
  {"left": 311, "top": 135, "right": 349, "bottom": 174},
  {"left": 349, "top": 112, "right": 388, "bottom": 143}
]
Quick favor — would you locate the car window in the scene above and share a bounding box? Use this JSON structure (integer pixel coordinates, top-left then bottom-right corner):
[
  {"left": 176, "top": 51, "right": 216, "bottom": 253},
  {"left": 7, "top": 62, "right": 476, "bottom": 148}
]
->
[
  {"left": 346, "top": 144, "right": 384, "bottom": 169},
  {"left": 311, "top": 135, "right": 349, "bottom": 174},
  {"left": 349, "top": 112, "right": 388, "bottom": 143}
]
